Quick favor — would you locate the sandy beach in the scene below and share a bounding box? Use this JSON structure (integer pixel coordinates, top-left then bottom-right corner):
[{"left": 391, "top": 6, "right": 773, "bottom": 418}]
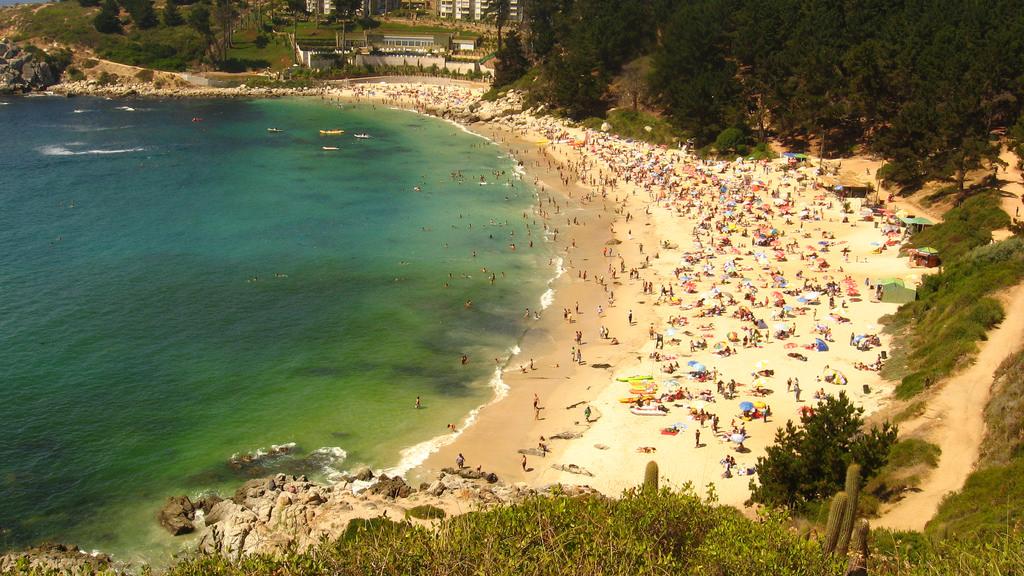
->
[{"left": 316, "top": 82, "right": 929, "bottom": 508}]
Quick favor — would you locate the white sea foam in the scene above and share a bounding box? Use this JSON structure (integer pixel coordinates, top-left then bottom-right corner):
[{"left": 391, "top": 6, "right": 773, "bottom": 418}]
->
[
  {"left": 540, "top": 287, "right": 555, "bottom": 310},
  {"left": 72, "top": 109, "right": 92, "bottom": 114},
  {"left": 39, "top": 145, "right": 145, "bottom": 156},
  {"left": 115, "top": 106, "right": 135, "bottom": 112},
  {"left": 509, "top": 344, "right": 521, "bottom": 356},
  {"left": 551, "top": 256, "right": 566, "bottom": 280},
  {"left": 310, "top": 446, "right": 349, "bottom": 481}
]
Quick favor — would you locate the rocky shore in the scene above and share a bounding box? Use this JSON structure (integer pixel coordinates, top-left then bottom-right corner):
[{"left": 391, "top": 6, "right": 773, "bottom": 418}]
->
[
  {"left": 190, "top": 468, "right": 596, "bottom": 559},
  {"left": 0, "top": 543, "right": 119, "bottom": 575},
  {"left": 0, "top": 38, "right": 58, "bottom": 94}
]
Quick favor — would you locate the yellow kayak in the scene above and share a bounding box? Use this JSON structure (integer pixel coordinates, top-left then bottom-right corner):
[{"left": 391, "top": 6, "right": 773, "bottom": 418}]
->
[{"left": 319, "top": 129, "right": 345, "bottom": 135}]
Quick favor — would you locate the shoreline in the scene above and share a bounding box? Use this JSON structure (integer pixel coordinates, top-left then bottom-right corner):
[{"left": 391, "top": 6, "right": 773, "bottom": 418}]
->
[{"left": 2, "top": 79, "right": 927, "bottom": 567}]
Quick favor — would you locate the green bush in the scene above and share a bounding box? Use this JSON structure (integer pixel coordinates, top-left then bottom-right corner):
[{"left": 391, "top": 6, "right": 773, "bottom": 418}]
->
[
  {"left": 406, "top": 504, "right": 446, "bottom": 520},
  {"left": 750, "top": 392, "right": 898, "bottom": 508}
]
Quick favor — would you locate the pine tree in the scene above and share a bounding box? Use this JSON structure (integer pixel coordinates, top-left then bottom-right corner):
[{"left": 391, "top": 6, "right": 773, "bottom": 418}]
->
[
  {"left": 93, "top": 0, "right": 123, "bottom": 34},
  {"left": 163, "top": 0, "right": 184, "bottom": 26},
  {"left": 494, "top": 30, "right": 528, "bottom": 88}
]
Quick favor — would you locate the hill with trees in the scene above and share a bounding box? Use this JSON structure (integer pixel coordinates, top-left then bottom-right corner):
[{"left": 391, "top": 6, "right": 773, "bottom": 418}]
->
[{"left": 495, "top": 0, "right": 1024, "bottom": 192}]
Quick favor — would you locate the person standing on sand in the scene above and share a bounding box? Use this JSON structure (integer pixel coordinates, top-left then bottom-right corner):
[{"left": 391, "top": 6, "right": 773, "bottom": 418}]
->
[
  {"left": 584, "top": 405, "right": 592, "bottom": 422},
  {"left": 415, "top": 396, "right": 421, "bottom": 409},
  {"left": 794, "top": 380, "right": 802, "bottom": 402},
  {"left": 456, "top": 453, "right": 465, "bottom": 469},
  {"left": 695, "top": 429, "right": 701, "bottom": 448},
  {"left": 521, "top": 454, "right": 528, "bottom": 471}
]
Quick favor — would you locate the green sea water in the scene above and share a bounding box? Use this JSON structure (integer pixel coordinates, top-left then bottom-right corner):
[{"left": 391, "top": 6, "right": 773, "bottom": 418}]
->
[{"left": 0, "top": 95, "right": 547, "bottom": 562}]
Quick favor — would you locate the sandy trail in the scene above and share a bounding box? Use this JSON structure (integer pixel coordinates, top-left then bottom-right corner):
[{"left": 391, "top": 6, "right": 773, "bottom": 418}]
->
[{"left": 875, "top": 284, "right": 1024, "bottom": 530}]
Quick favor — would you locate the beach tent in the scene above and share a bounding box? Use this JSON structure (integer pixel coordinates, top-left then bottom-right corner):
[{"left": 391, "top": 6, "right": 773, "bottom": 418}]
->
[
  {"left": 876, "top": 278, "right": 917, "bottom": 304},
  {"left": 814, "top": 338, "right": 829, "bottom": 352},
  {"left": 909, "top": 246, "right": 941, "bottom": 268},
  {"left": 899, "top": 216, "right": 934, "bottom": 234}
]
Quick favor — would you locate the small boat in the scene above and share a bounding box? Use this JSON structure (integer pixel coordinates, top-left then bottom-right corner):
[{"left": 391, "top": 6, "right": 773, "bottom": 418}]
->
[
  {"left": 319, "top": 129, "right": 344, "bottom": 135},
  {"left": 267, "top": 128, "right": 284, "bottom": 133},
  {"left": 321, "top": 146, "right": 339, "bottom": 151},
  {"left": 353, "top": 133, "right": 371, "bottom": 139}
]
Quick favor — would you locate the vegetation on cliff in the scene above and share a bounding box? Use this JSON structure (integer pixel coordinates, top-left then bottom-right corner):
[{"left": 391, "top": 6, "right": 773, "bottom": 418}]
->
[
  {"left": 883, "top": 196, "right": 1024, "bottom": 398},
  {"left": 496, "top": 0, "right": 1024, "bottom": 189}
]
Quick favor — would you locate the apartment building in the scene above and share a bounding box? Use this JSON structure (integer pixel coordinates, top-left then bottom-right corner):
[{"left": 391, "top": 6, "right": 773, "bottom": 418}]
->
[
  {"left": 438, "top": 0, "right": 521, "bottom": 21},
  {"left": 306, "top": 0, "right": 335, "bottom": 16}
]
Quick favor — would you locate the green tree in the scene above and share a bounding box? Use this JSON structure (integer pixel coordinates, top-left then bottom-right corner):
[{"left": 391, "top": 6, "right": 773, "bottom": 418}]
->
[
  {"left": 188, "top": 3, "right": 213, "bottom": 39},
  {"left": 494, "top": 30, "right": 529, "bottom": 88},
  {"left": 163, "top": 0, "right": 184, "bottom": 26},
  {"left": 211, "top": 0, "right": 238, "bottom": 63},
  {"left": 134, "top": 0, "right": 159, "bottom": 29},
  {"left": 482, "top": 0, "right": 512, "bottom": 52},
  {"left": 750, "top": 392, "right": 898, "bottom": 508},
  {"left": 93, "top": 0, "right": 123, "bottom": 34},
  {"left": 650, "top": 0, "right": 741, "bottom": 144}
]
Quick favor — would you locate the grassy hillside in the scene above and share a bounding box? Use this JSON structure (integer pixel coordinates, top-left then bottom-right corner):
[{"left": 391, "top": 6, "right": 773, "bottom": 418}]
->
[
  {"left": 882, "top": 194, "right": 1023, "bottom": 398},
  {"left": 8, "top": 1, "right": 205, "bottom": 71}
]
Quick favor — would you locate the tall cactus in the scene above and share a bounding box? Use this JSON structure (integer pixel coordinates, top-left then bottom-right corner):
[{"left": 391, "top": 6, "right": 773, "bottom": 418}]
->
[
  {"left": 643, "top": 461, "right": 659, "bottom": 493},
  {"left": 836, "top": 464, "right": 862, "bottom": 557},
  {"left": 823, "top": 491, "right": 848, "bottom": 555},
  {"left": 846, "top": 518, "right": 870, "bottom": 576}
]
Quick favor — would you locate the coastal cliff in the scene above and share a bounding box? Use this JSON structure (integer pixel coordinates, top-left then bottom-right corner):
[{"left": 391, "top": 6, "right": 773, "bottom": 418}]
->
[{"left": 0, "top": 39, "right": 57, "bottom": 94}]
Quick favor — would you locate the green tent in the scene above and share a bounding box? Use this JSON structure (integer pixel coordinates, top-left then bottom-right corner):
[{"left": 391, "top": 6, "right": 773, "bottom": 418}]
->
[{"left": 875, "top": 278, "right": 916, "bottom": 303}]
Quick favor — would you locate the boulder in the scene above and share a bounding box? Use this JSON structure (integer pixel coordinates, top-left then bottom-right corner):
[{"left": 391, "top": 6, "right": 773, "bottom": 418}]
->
[
  {"left": 157, "top": 495, "right": 196, "bottom": 536},
  {"left": 204, "top": 499, "right": 244, "bottom": 526},
  {"left": 366, "top": 474, "right": 413, "bottom": 499},
  {"left": 196, "top": 494, "right": 224, "bottom": 515},
  {"left": 352, "top": 466, "right": 374, "bottom": 482}
]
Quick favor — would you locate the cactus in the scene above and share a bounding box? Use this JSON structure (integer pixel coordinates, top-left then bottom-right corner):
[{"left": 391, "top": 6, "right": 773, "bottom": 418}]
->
[
  {"left": 845, "top": 518, "right": 870, "bottom": 576},
  {"left": 836, "top": 464, "right": 862, "bottom": 557},
  {"left": 643, "top": 461, "right": 659, "bottom": 493},
  {"left": 823, "top": 491, "right": 848, "bottom": 555}
]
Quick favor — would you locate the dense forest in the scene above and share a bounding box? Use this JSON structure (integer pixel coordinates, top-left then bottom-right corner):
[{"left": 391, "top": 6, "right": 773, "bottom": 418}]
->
[{"left": 494, "top": 0, "right": 1024, "bottom": 191}]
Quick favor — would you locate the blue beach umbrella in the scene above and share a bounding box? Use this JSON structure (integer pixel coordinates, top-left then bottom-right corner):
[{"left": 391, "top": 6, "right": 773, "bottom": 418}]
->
[
  {"left": 739, "top": 401, "right": 754, "bottom": 411},
  {"left": 815, "top": 338, "right": 829, "bottom": 352}
]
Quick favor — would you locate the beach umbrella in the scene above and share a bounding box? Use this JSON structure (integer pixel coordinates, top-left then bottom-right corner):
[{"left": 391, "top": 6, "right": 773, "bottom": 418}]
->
[
  {"left": 754, "top": 360, "right": 770, "bottom": 372},
  {"left": 752, "top": 377, "right": 771, "bottom": 389},
  {"left": 730, "top": 433, "right": 747, "bottom": 444},
  {"left": 687, "top": 361, "right": 707, "bottom": 373},
  {"left": 739, "top": 401, "right": 754, "bottom": 411},
  {"left": 713, "top": 341, "right": 728, "bottom": 351},
  {"left": 754, "top": 401, "right": 767, "bottom": 409},
  {"left": 815, "top": 338, "right": 829, "bottom": 352}
]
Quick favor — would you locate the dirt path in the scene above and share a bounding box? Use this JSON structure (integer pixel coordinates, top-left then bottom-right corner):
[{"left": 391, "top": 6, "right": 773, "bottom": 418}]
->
[
  {"left": 875, "top": 284, "right": 1024, "bottom": 530},
  {"left": 997, "top": 147, "right": 1024, "bottom": 220}
]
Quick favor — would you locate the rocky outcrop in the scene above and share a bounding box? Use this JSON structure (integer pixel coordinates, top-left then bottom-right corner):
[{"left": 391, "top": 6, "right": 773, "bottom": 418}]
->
[
  {"left": 0, "top": 39, "right": 58, "bottom": 94},
  {"left": 157, "top": 495, "right": 196, "bottom": 535},
  {"left": 196, "top": 470, "right": 598, "bottom": 559},
  {"left": 0, "top": 543, "right": 120, "bottom": 575}
]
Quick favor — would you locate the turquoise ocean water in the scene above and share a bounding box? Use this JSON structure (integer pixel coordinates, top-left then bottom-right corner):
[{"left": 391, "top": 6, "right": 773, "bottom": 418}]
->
[{"left": 0, "top": 95, "right": 546, "bottom": 561}]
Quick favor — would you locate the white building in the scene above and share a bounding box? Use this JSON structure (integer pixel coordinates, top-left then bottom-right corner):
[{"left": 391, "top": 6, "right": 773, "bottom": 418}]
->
[
  {"left": 306, "top": 0, "right": 335, "bottom": 16},
  {"left": 438, "top": 0, "right": 521, "bottom": 21}
]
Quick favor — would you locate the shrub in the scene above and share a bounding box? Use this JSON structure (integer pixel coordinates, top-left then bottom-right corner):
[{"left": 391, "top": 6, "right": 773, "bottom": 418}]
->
[
  {"left": 750, "top": 392, "right": 898, "bottom": 508},
  {"left": 407, "top": 504, "right": 446, "bottom": 520}
]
